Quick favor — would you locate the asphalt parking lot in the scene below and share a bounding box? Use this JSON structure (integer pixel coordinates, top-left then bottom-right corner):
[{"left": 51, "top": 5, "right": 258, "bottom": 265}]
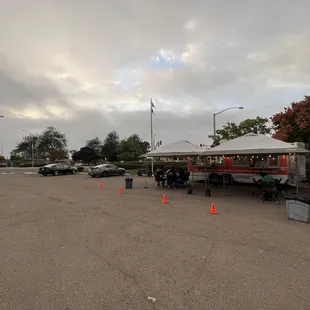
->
[{"left": 0, "top": 174, "right": 310, "bottom": 310}]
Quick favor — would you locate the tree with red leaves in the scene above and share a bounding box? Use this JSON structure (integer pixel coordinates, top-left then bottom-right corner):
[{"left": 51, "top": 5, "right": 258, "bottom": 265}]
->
[{"left": 271, "top": 96, "right": 310, "bottom": 147}]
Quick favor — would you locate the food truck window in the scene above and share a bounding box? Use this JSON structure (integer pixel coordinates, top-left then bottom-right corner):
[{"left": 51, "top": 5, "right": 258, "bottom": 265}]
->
[
  {"left": 191, "top": 157, "right": 205, "bottom": 168},
  {"left": 233, "top": 155, "right": 249, "bottom": 166},
  {"left": 211, "top": 156, "right": 224, "bottom": 167},
  {"left": 268, "top": 156, "right": 279, "bottom": 168},
  {"left": 254, "top": 155, "right": 267, "bottom": 168},
  {"left": 249, "top": 157, "right": 255, "bottom": 167}
]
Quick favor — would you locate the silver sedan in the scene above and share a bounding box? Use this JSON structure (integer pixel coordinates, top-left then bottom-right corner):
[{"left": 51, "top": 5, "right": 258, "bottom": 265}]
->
[{"left": 88, "top": 164, "right": 125, "bottom": 177}]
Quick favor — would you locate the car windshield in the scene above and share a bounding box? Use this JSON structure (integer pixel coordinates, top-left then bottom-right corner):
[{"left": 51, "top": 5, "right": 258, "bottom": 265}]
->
[{"left": 44, "top": 164, "right": 55, "bottom": 168}]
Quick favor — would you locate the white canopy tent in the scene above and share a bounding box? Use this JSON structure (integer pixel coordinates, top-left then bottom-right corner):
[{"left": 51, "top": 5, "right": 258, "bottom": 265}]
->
[
  {"left": 202, "top": 133, "right": 310, "bottom": 156},
  {"left": 143, "top": 140, "right": 204, "bottom": 157}
]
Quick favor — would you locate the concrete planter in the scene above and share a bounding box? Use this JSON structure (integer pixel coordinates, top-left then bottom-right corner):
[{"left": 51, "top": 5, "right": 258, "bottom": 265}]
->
[{"left": 286, "top": 197, "right": 310, "bottom": 223}]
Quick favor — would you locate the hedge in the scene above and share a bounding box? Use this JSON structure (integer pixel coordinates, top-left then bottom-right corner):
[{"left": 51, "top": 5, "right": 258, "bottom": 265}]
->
[{"left": 112, "top": 161, "right": 188, "bottom": 170}]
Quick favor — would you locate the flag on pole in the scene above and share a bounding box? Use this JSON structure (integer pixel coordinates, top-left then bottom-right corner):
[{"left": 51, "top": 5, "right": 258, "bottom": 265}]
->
[{"left": 151, "top": 99, "right": 156, "bottom": 115}]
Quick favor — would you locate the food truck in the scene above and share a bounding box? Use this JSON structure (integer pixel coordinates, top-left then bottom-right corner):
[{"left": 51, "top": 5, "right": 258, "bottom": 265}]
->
[
  {"left": 188, "top": 154, "right": 306, "bottom": 185},
  {"left": 187, "top": 134, "right": 308, "bottom": 185}
]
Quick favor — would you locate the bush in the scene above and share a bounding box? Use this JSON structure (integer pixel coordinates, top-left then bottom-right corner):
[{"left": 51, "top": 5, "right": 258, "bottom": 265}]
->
[
  {"left": 112, "top": 161, "right": 144, "bottom": 170},
  {"left": 112, "top": 161, "right": 187, "bottom": 171}
]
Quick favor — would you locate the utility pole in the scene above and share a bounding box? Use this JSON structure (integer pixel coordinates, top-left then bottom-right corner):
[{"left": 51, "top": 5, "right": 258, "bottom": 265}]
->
[{"left": 150, "top": 98, "right": 155, "bottom": 175}]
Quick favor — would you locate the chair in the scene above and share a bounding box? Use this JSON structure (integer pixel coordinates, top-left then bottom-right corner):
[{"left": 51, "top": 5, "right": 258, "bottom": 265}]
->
[
  {"left": 178, "top": 172, "right": 190, "bottom": 187},
  {"left": 167, "top": 172, "right": 176, "bottom": 188},
  {"left": 184, "top": 172, "right": 190, "bottom": 185},
  {"left": 276, "top": 179, "right": 289, "bottom": 197},
  {"left": 260, "top": 182, "right": 279, "bottom": 203}
]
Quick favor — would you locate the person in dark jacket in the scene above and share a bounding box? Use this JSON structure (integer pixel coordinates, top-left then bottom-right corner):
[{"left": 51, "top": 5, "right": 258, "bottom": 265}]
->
[
  {"left": 155, "top": 168, "right": 165, "bottom": 187},
  {"left": 166, "top": 167, "right": 177, "bottom": 188}
]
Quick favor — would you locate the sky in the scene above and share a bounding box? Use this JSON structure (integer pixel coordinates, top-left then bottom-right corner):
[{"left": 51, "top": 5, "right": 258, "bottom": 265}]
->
[{"left": 0, "top": 0, "right": 309, "bottom": 157}]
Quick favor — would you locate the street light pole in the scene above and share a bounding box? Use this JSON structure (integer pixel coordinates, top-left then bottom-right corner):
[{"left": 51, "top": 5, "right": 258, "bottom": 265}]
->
[
  {"left": 22, "top": 130, "right": 34, "bottom": 168},
  {"left": 213, "top": 107, "right": 244, "bottom": 142}
]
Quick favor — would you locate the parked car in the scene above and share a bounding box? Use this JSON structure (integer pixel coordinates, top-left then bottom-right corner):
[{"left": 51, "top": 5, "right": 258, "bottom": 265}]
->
[
  {"left": 38, "top": 164, "right": 78, "bottom": 176},
  {"left": 88, "top": 164, "right": 125, "bottom": 177}
]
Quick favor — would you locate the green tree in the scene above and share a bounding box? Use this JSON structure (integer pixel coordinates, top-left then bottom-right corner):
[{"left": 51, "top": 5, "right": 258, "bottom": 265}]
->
[
  {"left": 9, "top": 152, "right": 23, "bottom": 161},
  {"left": 214, "top": 117, "right": 271, "bottom": 146},
  {"left": 72, "top": 146, "right": 101, "bottom": 164},
  {"left": 11, "top": 126, "right": 68, "bottom": 161},
  {"left": 86, "top": 137, "right": 103, "bottom": 153},
  {"left": 117, "top": 134, "right": 150, "bottom": 161},
  {"left": 102, "top": 131, "right": 120, "bottom": 161},
  {"left": 36, "top": 126, "right": 68, "bottom": 159},
  {"left": 271, "top": 96, "right": 310, "bottom": 147},
  {"left": 10, "top": 134, "right": 39, "bottom": 160}
]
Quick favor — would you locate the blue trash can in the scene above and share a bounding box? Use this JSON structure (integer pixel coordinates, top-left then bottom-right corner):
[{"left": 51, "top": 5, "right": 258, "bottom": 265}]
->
[{"left": 125, "top": 178, "right": 133, "bottom": 189}]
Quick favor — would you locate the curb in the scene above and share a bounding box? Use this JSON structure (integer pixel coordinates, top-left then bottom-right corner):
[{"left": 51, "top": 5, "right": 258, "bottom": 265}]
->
[
  {"left": 1, "top": 172, "right": 16, "bottom": 175},
  {"left": 24, "top": 172, "right": 38, "bottom": 175}
]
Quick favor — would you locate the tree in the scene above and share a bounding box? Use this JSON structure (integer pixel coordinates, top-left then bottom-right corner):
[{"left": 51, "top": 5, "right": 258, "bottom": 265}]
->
[
  {"left": 72, "top": 146, "right": 101, "bottom": 164},
  {"left": 271, "top": 96, "right": 310, "bottom": 147},
  {"left": 9, "top": 152, "right": 23, "bottom": 161},
  {"left": 49, "top": 149, "right": 69, "bottom": 162},
  {"left": 36, "top": 126, "right": 68, "bottom": 159},
  {"left": 69, "top": 150, "right": 77, "bottom": 158},
  {"left": 10, "top": 134, "right": 40, "bottom": 160},
  {"left": 102, "top": 131, "right": 120, "bottom": 161},
  {"left": 0, "top": 155, "right": 5, "bottom": 161},
  {"left": 86, "top": 137, "right": 103, "bottom": 153},
  {"left": 117, "top": 134, "right": 150, "bottom": 161},
  {"left": 10, "top": 126, "right": 68, "bottom": 161},
  {"left": 214, "top": 117, "right": 271, "bottom": 145}
]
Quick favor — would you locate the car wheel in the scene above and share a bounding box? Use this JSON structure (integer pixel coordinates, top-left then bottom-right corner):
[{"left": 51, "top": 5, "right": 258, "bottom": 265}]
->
[
  {"left": 54, "top": 170, "right": 59, "bottom": 176},
  {"left": 72, "top": 169, "right": 77, "bottom": 174},
  {"left": 102, "top": 171, "right": 109, "bottom": 177},
  {"left": 120, "top": 170, "right": 125, "bottom": 176}
]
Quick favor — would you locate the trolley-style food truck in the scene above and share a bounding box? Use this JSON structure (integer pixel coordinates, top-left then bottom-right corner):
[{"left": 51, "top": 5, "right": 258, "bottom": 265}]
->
[
  {"left": 188, "top": 153, "right": 306, "bottom": 185},
  {"left": 187, "top": 133, "right": 308, "bottom": 185}
]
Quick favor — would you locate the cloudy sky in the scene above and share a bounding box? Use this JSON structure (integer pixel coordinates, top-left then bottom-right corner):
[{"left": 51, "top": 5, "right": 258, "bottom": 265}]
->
[{"left": 0, "top": 0, "right": 309, "bottom": 157}]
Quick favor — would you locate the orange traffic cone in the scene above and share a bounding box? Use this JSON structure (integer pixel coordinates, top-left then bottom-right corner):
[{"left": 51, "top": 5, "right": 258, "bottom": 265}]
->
[
  {"left": 209, "top": 202, "right": 217, "bottom": 214},
  {"left": 119, "top": 187, "right": 124, "bottom": 194},
  {"left": 99, "top": 182, "right": 103, "bottom": 188},
  {"left": 161, "top": 194, "right": 168, "bottom": 204}
]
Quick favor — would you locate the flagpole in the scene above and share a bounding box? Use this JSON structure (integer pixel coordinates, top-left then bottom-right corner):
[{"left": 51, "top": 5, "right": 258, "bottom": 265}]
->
[{"left": 150, "top": 98, "right": 154, "bottom": 175}]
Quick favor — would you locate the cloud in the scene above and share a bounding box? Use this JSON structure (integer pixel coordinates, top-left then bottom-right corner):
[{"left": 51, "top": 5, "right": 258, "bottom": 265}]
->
[{"left": 0, "top": 0, "right": 310, "bottom": 156}]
